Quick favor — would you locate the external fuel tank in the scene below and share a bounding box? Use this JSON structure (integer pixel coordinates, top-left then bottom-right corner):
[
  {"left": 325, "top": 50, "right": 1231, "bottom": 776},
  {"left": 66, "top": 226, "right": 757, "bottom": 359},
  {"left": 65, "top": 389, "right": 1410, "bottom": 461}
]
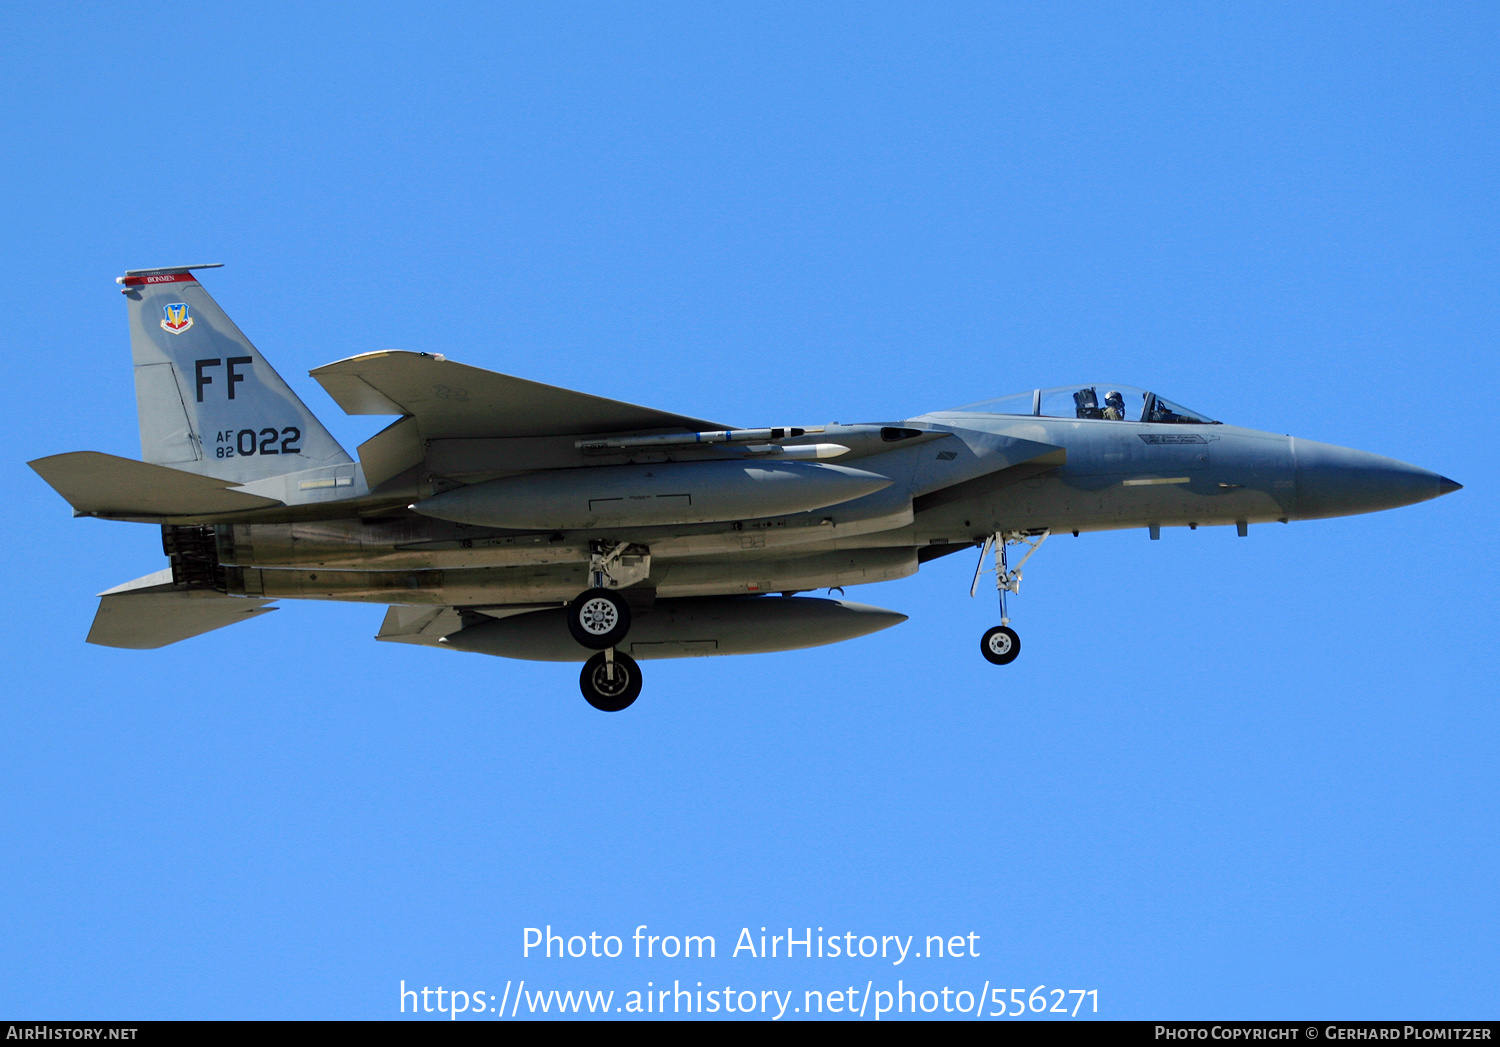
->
[
  {"left": 441, "top": 595, "right": 908, "bottom": 661},
  {"left": 410, "top": 460, "right": 893, "bottom": 529}
]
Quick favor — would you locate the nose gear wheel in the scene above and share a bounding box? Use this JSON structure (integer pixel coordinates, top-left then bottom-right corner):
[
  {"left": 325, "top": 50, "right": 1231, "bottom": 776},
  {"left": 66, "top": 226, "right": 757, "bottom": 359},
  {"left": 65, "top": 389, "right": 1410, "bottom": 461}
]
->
[{"left": 981, "top": 625, "right": 1020, "bottom": 665}]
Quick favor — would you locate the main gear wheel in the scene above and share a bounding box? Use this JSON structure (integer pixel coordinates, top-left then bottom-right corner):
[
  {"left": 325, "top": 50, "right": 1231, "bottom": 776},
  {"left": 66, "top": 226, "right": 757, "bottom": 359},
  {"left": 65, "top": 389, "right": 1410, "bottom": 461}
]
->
[{"left": 567, "top": 588, "right": 631, "bottom": 649}]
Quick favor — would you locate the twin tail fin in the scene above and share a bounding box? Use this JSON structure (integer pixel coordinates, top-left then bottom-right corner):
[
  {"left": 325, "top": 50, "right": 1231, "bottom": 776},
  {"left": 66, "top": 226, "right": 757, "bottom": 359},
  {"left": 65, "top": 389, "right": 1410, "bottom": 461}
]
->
[{"left": 119, "top": 265, "right": 351, "bottom": 483}]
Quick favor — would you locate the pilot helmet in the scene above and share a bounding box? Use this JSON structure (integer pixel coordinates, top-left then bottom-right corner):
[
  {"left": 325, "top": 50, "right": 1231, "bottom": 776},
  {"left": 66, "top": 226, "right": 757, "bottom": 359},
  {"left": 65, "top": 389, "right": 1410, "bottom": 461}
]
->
[{"left": 1104, "top": 390, "right": 1124, "bottom": 406}]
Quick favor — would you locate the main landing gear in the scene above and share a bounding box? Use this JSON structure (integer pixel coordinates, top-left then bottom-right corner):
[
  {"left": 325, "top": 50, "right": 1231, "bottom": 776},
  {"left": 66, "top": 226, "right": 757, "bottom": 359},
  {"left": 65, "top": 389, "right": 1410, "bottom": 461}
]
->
[
  {"left": 971, "top": 529, "right": 1049, "bottom": 666},
  {"left": 570, "top": 540, "right": 651, "bottom": 710},
  {"left": 580, "top": 648, "right": 643, "bottom": 712},
  {"left": 567, "top": 588, "right": 630, "bottom": 648}
]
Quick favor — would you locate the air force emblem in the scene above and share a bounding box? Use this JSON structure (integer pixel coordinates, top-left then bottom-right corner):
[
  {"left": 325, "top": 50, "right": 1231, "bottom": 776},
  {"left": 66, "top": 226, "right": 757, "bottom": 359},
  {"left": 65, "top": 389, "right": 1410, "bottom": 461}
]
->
[{"left": 161, "top": 302, "right": 193, "bottom": 334}]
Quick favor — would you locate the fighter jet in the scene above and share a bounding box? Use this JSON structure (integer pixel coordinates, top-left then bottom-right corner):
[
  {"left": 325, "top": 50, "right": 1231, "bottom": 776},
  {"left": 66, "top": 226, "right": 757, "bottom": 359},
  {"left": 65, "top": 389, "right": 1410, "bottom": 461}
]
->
[{"left": 29, "top": 265, "right": 1462, "bottom": 710}]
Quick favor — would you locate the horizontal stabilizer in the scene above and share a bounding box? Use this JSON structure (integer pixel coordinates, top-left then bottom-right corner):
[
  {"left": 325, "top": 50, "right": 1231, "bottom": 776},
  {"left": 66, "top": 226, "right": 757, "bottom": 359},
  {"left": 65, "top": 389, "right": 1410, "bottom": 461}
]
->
[
  {"left": 311, "top": 351, "right": 731, "bottom": 439},
  {"left": 29, "top": 452, "right": 283, "bottom": 519},
  {"left": 88, "top": 569, "right": 276, "bottom": 649}
]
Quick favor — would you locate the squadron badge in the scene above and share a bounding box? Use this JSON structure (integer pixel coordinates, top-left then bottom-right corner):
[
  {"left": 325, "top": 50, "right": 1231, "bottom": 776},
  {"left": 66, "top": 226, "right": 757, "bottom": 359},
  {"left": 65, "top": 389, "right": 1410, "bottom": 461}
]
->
[{"left": 160, "top": 302, "right": 193, "bottom": 334}]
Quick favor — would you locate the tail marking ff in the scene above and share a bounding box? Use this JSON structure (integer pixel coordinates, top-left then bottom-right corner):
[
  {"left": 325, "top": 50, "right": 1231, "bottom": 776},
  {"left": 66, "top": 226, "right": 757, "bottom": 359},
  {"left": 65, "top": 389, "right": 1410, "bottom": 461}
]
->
[{"left": 118, "top": 264, "right": 352, "bottom": 484}]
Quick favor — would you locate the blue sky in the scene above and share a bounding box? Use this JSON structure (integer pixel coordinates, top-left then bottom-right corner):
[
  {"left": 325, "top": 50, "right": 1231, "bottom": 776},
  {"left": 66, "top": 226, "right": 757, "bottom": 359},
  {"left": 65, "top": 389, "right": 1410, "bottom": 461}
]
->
[{"left": 1, "top": 2, "right": 1494, "bottom": 1020}]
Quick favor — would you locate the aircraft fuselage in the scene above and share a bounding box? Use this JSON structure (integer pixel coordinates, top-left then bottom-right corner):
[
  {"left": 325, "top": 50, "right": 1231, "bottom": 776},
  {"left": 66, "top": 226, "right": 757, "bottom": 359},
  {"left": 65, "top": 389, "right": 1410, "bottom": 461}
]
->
[{"left": 191, "top": 413, "right": 1452, "bottom": 610}]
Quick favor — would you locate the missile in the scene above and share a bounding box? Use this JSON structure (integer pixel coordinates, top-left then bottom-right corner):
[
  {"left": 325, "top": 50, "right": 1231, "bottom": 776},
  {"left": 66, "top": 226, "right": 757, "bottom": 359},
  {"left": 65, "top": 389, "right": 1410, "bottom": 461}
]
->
[
  {"left": 441, "top": 595, "right": 909, "bottom": 661},
  {"left": 575, "top": 426, "right": 825, "bottom": 450},
  {"left": 736, "top": 443, "right": 850, "bottom": 459},
  {"left": 411, "top": 460, "right": 893, "bottom": 530}
]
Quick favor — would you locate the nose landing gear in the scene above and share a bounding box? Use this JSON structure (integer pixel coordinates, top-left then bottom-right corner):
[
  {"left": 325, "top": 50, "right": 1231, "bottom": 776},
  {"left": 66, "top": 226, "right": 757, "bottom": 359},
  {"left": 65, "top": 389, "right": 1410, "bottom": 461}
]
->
[{"left": 971, "top": 529, "right": 1049, "bottom": 666}]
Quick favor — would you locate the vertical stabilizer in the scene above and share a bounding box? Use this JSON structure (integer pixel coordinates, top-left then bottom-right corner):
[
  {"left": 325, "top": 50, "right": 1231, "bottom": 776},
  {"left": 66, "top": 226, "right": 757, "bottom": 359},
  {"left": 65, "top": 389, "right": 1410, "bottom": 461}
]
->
[{"left": 119, "top": 265, "right": 351, "bottom": 482}]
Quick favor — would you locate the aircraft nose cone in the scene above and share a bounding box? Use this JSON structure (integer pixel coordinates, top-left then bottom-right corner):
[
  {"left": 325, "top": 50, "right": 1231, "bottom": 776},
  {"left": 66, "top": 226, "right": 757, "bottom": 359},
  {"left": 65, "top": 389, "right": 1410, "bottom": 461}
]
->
[
  {"left": 1439, "top": 476, "right": 1463, "bottom": 496},
  {"left": 1293, "top": 438, "right": 1453, "bottom": 520}
]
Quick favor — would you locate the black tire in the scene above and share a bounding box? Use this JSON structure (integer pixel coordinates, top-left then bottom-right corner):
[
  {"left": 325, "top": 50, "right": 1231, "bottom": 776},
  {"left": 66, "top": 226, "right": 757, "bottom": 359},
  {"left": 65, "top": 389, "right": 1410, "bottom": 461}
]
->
[
  {"left": 580, "top": 651, "right": 643, "bottom": 712},
  {"left": 567, "top": 588, "right": 631, "bottom": 649},
  {"left": 980, "top": 625, "right": 1021, "bottom": 665}
]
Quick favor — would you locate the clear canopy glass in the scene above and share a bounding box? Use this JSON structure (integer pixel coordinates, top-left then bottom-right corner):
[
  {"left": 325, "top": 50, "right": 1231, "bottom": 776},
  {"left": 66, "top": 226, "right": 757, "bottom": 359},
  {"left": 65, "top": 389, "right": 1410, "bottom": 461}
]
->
[{"left": 949, "top": 384, "right": 1217, "bottom": 424}]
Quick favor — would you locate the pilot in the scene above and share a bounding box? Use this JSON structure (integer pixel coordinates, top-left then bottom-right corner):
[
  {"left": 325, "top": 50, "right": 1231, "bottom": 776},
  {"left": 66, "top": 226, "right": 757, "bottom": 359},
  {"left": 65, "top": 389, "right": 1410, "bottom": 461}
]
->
[{"left": 1102, "top": 390, "right": 1126, "bottom": 420}]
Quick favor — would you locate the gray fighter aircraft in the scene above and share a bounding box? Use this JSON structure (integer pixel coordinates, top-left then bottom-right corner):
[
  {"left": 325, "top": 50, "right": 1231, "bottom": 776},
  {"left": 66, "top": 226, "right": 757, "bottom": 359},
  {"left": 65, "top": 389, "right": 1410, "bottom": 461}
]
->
[{"left": 30, "top": 265, "right": 1462, "bottom": 710}]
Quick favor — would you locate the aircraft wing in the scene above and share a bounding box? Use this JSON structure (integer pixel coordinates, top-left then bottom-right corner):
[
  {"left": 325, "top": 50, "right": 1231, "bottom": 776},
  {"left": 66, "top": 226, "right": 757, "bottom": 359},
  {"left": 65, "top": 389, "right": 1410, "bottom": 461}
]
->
[
  {"left": 374, "top": 603, "right": 557, "bottom": 648},
  {"left": 310, "top": 351, "right": 733, "bottom": 439}
]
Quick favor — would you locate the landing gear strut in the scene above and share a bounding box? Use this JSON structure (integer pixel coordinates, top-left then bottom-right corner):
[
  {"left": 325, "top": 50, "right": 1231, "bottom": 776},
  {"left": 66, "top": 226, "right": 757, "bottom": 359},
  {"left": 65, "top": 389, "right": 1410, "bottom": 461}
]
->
[
  {"left": 580, "top": 648, "right": 642, "bottom": 712},
  {"left": 971, "top": 529, "right": 1049, "bottom": 666},
  {"left": 566, "top": 540, "right": 650, "bottom": 650},
  {"left": 570, "top": 541, "right": 651, "bottom": 708}
]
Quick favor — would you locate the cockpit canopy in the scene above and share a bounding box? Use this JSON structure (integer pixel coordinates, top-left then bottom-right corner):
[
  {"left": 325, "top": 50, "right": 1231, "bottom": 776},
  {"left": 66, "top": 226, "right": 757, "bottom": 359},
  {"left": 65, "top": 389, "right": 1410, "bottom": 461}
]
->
[{"left": 949, "top": 385, "right": 1218, "bottom": 424}]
